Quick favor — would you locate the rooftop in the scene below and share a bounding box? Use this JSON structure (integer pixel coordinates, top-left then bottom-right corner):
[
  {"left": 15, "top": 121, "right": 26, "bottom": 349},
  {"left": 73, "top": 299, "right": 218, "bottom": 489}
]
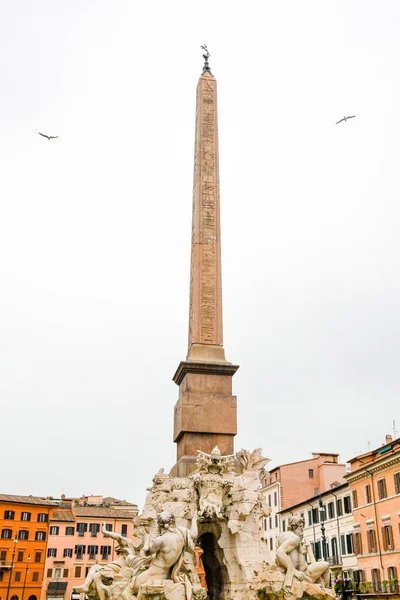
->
[{"left": 0, "top": 494, "right": 56, "bottom": 506}]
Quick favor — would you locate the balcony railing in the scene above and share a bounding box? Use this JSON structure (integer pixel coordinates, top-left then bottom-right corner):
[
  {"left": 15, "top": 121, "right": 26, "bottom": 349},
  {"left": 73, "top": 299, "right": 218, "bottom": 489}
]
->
[
  {"left": 0, "top": 561, "right": 12, "bottom": 569},
  {"left": 327, "top": 556, "right": 342, "bottom": 566}
]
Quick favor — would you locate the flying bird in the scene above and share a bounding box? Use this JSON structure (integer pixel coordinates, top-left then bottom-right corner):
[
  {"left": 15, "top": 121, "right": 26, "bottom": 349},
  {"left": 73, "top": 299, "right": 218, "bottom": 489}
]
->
[
  {"left": 38, "top": 132, "right": 59, "bottom": 140},
  {"left": 336, "top": 115, "right": 356, "bottom": 124}
]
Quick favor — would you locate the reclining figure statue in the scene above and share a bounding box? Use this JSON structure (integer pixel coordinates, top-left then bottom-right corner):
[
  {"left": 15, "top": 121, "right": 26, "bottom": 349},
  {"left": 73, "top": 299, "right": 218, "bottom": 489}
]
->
[
  {"left": 122, "top": 510, "right": 198, "bottom": 600},
  {"left": 276, "top": 515, "right": 330, "bottom": 590}
]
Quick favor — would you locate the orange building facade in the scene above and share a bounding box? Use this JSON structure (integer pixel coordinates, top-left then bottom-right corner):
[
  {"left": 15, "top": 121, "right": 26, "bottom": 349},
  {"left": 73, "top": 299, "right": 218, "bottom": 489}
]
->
[
  {"left": 346, "top": 435, "right": 400, "bottom": 592},
  {"left": 0, "top": 495, "right": 55, "bottom": 600}
]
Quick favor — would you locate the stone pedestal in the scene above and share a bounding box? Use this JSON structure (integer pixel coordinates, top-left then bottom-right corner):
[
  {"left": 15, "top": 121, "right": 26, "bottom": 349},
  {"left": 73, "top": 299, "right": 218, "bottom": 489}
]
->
[{"left": 171, "top": 361, "right": 238, "bottom": 477}]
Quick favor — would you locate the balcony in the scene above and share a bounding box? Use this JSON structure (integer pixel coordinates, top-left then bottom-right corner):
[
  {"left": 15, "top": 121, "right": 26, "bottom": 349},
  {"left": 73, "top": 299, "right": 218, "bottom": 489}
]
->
[
  {"left": 0, "top": 561, "right": 12, "bottom": 570},
  {"left": 327, "top": 556, "right": 342, "bottom": 567}
]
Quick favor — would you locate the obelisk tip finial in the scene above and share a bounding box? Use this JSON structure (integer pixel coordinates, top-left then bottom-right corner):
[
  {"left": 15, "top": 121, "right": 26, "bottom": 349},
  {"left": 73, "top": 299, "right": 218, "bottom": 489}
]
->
[{"left": 200, "top": 45, "right": 213, "bottom": 75}]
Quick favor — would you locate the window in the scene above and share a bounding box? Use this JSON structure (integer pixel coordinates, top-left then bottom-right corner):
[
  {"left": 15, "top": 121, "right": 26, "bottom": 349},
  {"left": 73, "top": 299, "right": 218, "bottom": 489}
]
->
[
  {"left": 269, "top": 538, "right": 273, "bottom": 550},
  {"left": 35, "top": 531, "right": 46, "bottom": 541},
  {"left": 77, "top": 523, "right": 88, "bottom": 537},
  {"left": 393, "top": 472, "right": 400, "bottom": 494},
  {"left": 377, "top": 478, "right": 387, "bottom": 500},
  {"left": 4, "top": 510, "right": 15, "bottom": 520},
  {"left": 0, "top": 572, "right": 3, "bottom": 582},
  {"left": 75, "top": 545, "right": 85, "bottom": 558},
  {"left": 65, "top": 526, "right": 75, "bottom": 536},
  {"left": 372, "top": 568, "right": 381, "bottom": 592},
  {"left": 54, "top": 568, "right": 62, "bottom": 579},
  {"left": 34, "top": 552, "right": 41, "bottom": 563},
  {"left": 90, "top": 523, "right": 100, "bottom": 537},
  {"left": 282, "top": 520, "right": 286, "bottom": 532},
  {"left": 64, "top": 549, "right": 73, "bottom": 558},
  {"left": 100, "top": 546, "right": 111, "bottom": 560},
  {"left": 49, "top": 526, "right": 59, "bottom": 535},
  {"left": 18, "top": 531, "right": 29, "bottom": 540},
  {"left": 307, "top": 510, "right": 312, "bottom": 527},
  {"left": 315, "top": 541, "right": 321, "bottom": 560},
  {"left": 352, "top": 490, "right": 358, "bottom": 509},
  {"left": 263, "top": 518, "right": 267, "bottom": 531},
  {"left": 331, "top": 536, "right": 338, "bottom": 558},
  {"left": 336, "top": 499, "right": 343, "bottom": 516},
  {"left": 340, "top": 535, "right": 347, "bottom": 556},
  {"left": 21, "top": 512, "right": 31, "bottom": 522},
  {"left": 32, "top": 573, "right": 39, "bottom": 582},
  {"left": 343, "top": 496, "right": 352, "bottom": 514},
  {"left": 63, "top": 569, "right": 69, "bottom": 578},
  {"left": 15, "top": 572, "right": 21, "bottom": 582},
  {"left": 88, "top": 545, "right": 98, "bottom": 559},
  {"left": 382, "top": 524, "right": 393, "bottom": 550},
  {"left": 275, "top": 515, "right": 278, "bottom": 528},
  {"left": 353, "top": 570, "right": 365, "bottom": 583},
  {"left": 47, "top": 548, "right": 57, "bottom": 558},
  {"left": 2, "top": 529, "right": 13, "bottom": 539},
  {"left": 121, "top": 524, "right": 128, "bottom": 537},
  {"left": 314, "top": 488, "right": 319, "bottom": 495},
  {"left": 85, "top": 567, "right": 91, "bottom": 577},
  {"left": 274, "top": 491, "right": 278, "bottom": 507},
  {"left": 308, "top": 469, "right": 314, "bottom": 479},
  {"left": 47, "top": 569, "right": 52, "bottom": 578},
  {"left": 37, "top": 514, "right": 48, "bottom": 522},
  {"left": 346, "top": 533, "right": 354, "bottom": 554},
  {"left": 104, "top": 524, "right": 112, "bottom": 532},
  {"left": 354, "top": 532, "right": 363, "bottom": 555},
  {"left": 365, "top": 484, "right": 372, "bottom": 504},
  {"left": 367, "top": 529, "right": 376, "bottom": 553},
  {"left": 268, "top": 495, "right": 271, "bottom": 507},
  {"left": 312, "top": 507, "right": 319, "bottom": 524},
  {"left": 17, "top": 551, "right": 24, "bottom": 562},
  {"left": 388, "top": 567, "right": 398, "bottom": 591},
  {"left": 1, "top": 550, "right": 6, "bottom": 561},
  {"left": 269, "top": 516, "right": 272, "bottom": 529},
  {"left": 74, "top": 566, "right": 82, "bottom": 578},
  {"left": 327, "top": 502, "right": 335, "bottom": 519}
]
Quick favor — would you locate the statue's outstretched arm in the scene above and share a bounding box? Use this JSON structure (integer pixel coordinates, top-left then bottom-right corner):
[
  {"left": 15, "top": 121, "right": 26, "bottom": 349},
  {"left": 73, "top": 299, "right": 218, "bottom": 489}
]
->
[{"left": 102, "top": 522, "right": 124, "bottom": 543}]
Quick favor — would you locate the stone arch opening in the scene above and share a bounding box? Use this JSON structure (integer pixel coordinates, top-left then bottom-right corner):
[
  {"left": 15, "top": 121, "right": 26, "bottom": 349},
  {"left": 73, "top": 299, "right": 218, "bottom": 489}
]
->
[
  {"left": 197, "top": 532, "right": 228, "bottom": 600},
  {"left": 28, "top": 595, "right": 37, "bottom": 600}
]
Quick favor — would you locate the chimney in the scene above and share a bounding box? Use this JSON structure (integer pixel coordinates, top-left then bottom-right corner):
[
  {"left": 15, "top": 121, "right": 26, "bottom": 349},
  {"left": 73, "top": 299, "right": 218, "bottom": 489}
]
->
[{"left": 385, "top": 434, "right": 393, "bottom": 445}]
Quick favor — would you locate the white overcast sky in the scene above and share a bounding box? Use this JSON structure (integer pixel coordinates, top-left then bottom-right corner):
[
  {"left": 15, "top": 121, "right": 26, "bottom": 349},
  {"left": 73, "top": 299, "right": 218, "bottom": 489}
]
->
[{"left": 1, "top": 0, "right": 399, "bottom": 509}]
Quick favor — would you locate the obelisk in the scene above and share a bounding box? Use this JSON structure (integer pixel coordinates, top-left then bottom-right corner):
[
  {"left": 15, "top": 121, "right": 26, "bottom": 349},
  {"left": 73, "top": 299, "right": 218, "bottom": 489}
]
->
[{"left": 171, "top": 49, "right": 239, "bottom": 477}]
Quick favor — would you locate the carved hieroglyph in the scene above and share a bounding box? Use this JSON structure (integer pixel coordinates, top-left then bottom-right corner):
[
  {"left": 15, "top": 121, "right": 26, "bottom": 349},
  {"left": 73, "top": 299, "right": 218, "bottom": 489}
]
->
[{"left": 188, "top": 72, "right": 224, "bottom": 359}]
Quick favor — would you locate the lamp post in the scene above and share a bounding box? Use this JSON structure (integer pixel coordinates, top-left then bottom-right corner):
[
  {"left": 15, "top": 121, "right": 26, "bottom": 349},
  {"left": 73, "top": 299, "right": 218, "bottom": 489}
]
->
[
  {"left": 21, "top": 555, "right": 30, "bottom": 600},
  {"left": 319, "top": 498, "right": 328, "bottom": 560},
  {"left": 5, "top": 538, "right": 18, "bottom": 600}
]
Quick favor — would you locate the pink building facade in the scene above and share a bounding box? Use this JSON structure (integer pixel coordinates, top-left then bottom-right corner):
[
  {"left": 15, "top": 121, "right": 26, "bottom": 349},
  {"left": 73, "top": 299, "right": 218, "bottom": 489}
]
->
[{"left": 42, "top": 505, "right": 137, "bottom": 600}]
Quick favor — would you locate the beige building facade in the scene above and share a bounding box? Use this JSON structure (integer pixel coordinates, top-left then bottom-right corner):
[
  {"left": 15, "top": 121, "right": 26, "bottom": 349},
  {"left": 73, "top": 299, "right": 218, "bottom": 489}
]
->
[{"left": 280, "top": 483, "right": 358, "bottom": 577}]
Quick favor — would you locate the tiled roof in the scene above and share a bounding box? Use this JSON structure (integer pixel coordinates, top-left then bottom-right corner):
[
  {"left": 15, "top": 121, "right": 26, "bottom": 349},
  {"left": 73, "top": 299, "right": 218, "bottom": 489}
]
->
[
  {"left": 102, "top": 497, "right": 137, "bottom": 506},
  {"left": 51, "top": 509, "right": 75, "bottom": 522},
  {"left": 0, "top": 494, "right": 56, "bottom": 506},
  {"left": 74, "top": 506, "right": 135, "bottom": 519}
]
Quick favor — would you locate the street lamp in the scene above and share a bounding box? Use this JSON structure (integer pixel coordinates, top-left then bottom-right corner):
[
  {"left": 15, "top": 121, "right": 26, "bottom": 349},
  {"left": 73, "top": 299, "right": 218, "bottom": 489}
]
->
[
  {"left": 21, "top": 554, "right": 30, "bottom": 600},
  {"left": 5, "top": 538, "right": 18, "bottom": 600},
  {"left": 319, "top": 498, "right": 328, "bottom": 560}
]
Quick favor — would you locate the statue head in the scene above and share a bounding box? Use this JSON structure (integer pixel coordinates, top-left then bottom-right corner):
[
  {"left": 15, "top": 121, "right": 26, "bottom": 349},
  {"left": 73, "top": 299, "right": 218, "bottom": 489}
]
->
[
  {"left": 288, "top": 515, "right": 305, "bottom": 536},
  {"left": 157, "top": 510, "right": 175, "bottom": 534}
]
